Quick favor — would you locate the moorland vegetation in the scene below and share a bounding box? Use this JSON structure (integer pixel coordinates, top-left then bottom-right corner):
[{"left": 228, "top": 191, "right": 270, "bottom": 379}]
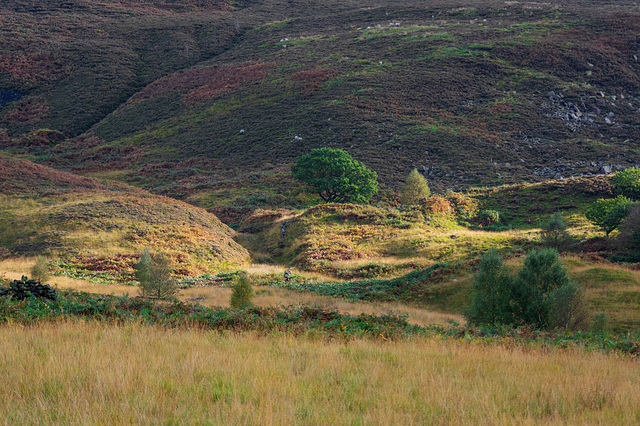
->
[{"left": 1, "top": 0, "right": 640, "bottom": 422}]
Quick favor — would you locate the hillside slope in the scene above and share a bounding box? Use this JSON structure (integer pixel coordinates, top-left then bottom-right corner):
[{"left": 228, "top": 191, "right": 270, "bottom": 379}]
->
[
  {"left": 0, "top": 155, "right": 249, "bottom": 281},
  {"left": 1, "top": 0, "right": 640, "bottom": 218}
]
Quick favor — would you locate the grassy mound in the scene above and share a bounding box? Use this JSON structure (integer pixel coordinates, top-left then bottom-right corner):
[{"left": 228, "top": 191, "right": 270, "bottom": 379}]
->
[{"left": 0, "top": 156, "right": 249, "bottom": 280}]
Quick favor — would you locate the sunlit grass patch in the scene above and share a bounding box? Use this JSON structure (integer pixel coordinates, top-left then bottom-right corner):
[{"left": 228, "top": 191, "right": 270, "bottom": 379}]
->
[{"left": 0, "top": 322, "right": 638, "bottom": 424}]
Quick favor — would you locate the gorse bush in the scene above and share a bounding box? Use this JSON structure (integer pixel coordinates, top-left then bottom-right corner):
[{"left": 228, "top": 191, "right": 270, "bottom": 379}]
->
[
  {"left": 466, "top": 249, "right": 587, "bottom": 331},
  {"left": 135, "top": 249, "right": 177, "bottom": 300},
  {"left": 400, "top": 168, "right": 430, "bottom": 205},
  {"left": 230, "top": 272, "right": 253, "bottom": 308}
]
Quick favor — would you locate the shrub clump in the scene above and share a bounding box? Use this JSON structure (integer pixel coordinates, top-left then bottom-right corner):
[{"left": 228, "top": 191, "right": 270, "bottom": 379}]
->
[
  {"left": 541, "top": 212, "right": 574, "bottom": 251},
  {"left": 420, "top": 195, "right": 453, "bottom": 214},
  {"left": 585, "top": 195, "right": 633, "bottom": 237},
  {"left": 400, "top": 168, "right": 430, "bottom": 205},
  {"left": 611, "top": 167, "right": 640, "bottom": 199},
  {"left": 30, "top": 256, "right": 51, "bottom": 284},
  {"left": 615, "top": 204, "right": 640, "bottom": 250},
  {"left": 230, "top": 272, "right": 253, "bottom": 308},
  {"left": 474, "top": 209, "right": 501, "bottom": 226},
  {"left": 466, "top": 249, "right": 588, "bottom": 331}
]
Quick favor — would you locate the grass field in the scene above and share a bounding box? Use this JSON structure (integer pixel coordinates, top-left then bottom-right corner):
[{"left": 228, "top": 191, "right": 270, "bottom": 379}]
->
[{"left": 0, "top": 321, "right": 638, "bottom": 424}]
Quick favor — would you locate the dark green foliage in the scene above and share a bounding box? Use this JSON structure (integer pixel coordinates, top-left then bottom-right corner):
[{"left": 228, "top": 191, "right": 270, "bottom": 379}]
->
[
  {"left": 602, "top": 203, "right": 632, "bottom": 237},
  {"left": 30, "top": 256, "right": 51, "bottom": 284},
  {"left": 230, "top": 272, "right": 253, "bottom": 308},
  {"left": 400, "top": 168, "right": 430, "bottom": 205},
  {"left": 612, "top": 167, "right": 640, "bottom": 199},
  {"left": 135, "top": 249, "right": 177, "bottom": 300},
  {"left": 0, "top": 276, "right": 57, "bottom": 301},
  {"left": 466, "top": 249, "right": 586, "bottom": 330},
  {"left": 465, "top": 250, "right": 513, "bottom": 326},
  {"left": 591, "top": 312, "right": 611, "bottom": 334},
  {"left": 514, "top": 249, "right": 572, "bottom": 328},
  {"left": 548, "top": 282, "right": 589, "bottom": 331},
  {"left": 616, "top": 204, "right": 640, "bottom": 250},
  {"left": 0, "top": 290, "right": 637, "bottom": 355},
  {"left": 291, "top": 148, "right": 378, "bottom": 204},
  {"left": 0, "top": 290, "right": 424, "bottom": 340},
  {"left": 541, "top": 212, "right": 574, "bottom": 251},
  {"left": 277, "top": 263, "right": 449, "bottom": 303},
  {"left": 585, "top": 195, "right": 632, "bottom": 237}
]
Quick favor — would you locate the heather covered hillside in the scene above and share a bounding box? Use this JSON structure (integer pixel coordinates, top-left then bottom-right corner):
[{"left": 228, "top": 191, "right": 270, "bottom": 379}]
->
[
  {"left": 0, "top": 0, "right": 639, "bottom": 217},
  {"left": 0, "top": 155, "right": 249, "bottom": 280}
]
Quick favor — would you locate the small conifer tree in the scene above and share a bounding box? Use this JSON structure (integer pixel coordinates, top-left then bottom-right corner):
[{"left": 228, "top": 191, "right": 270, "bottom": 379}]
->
[
  {"left": 465, "top": 249, "right": 514, "bottom": 326},
  {"left": 467, "top": 249, "right": 587, "bottom": 330},
  {"left": 400, "top": 168, "right": 430, "bottom": 205},
  {"left": 30, "top": 256, "right": 51, "bottom": 284},
  {"left": 230, "top": 272, "right": 253, "bottom": 308}
]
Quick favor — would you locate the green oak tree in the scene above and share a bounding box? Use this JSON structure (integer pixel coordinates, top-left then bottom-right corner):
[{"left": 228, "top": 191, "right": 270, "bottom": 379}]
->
[
  {"left": 585, "top": 195, "right": 632, "bottom": 237},
  {"left": 291, "top": 148, "right": 378, "bottom": 203}
]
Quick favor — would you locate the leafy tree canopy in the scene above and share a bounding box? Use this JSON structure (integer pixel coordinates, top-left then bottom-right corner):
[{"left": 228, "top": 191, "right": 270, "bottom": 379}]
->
[
  {"left": 612, "top": 167, "right": 640, "bottom": 199},
  {"left": 585, "top": 195, "right": 633, "bottom": 237},
  {"left": 291, "top": 148, "right": 378, "bottom": 203}
]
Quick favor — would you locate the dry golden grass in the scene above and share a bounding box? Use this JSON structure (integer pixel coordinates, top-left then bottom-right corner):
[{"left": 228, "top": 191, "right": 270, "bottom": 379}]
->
[
  {"left": 0, "top": 321, "right": 638, "bottom": 424},
  {"left": 181, "top": 286, "right": 462, "bottom": 327}
]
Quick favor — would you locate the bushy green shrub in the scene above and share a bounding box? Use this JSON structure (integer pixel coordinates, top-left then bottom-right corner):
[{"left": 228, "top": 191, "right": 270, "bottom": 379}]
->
[
  {"left": 400, "top": 168, "right": 430, "bottom": 205},
  {"left": 541, "top": 212, "right": 574, "bottom": 251},
  {"left": 615, "top": 204, "right": 640, "bottom": 250},
  {"left": 30, "top": 256, "right": 51, "bottom": 284},
  {"left": 466, "top": 249, "right": 587, "bottom": 330},
  {"left": 548, "top": 282, "right": 589, "bottom": 331},
  {"left": 611, "top": 167, "right": 640, "bottom": 199},
  {"left": 444, "top": 191, "right": 478, "bottom": 219},
  {"left": 465, "top": 249, "right": 513, "bottom": 326},
  {"left": 230, "top": 272, "right": 253, "bottom": 308},
  {"left": 475, "top": 209, "right": 501, "bottom": 226},
  {"left": 135, "top": 249, "right": 177, "bottom": 300}
]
